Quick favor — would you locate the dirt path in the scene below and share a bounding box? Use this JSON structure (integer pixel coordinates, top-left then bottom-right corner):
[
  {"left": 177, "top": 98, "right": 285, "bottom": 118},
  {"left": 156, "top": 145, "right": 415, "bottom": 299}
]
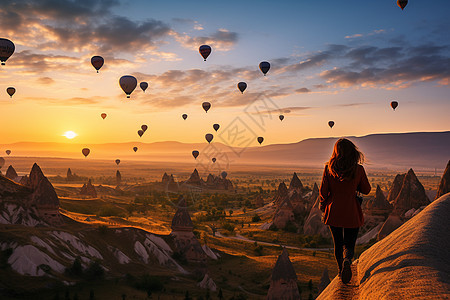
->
[
  {"left": 318, "top": 260, "right": 359, "bottom": 300},
  {"left": 214, "top": 231, "right": 333, "bottom": 252}
]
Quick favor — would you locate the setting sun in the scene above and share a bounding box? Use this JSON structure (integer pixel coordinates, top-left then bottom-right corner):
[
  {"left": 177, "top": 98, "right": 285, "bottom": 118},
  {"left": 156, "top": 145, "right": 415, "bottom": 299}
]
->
[{"left": 62, "top": 131, "right": 77, "bottom": 139}]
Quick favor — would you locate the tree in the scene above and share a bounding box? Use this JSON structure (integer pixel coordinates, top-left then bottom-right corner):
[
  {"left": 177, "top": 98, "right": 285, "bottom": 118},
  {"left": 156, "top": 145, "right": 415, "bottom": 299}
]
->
[
  {"left": 229, "top": 210, "right": 233, "bottom": 217},
  {"left": 218, "top": 288, "right": 223, "bottom": 300}
]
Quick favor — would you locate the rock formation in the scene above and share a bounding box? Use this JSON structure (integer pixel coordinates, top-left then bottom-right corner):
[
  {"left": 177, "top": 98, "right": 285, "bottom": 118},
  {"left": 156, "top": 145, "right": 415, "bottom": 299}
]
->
[
  {"left": 185, "top": 169, "right": 203, "bottom": 186},
  {"left": 267, "top": 248, "right": 300, "bottom": 300},
  {"left": 288, "top": 172, "right": 303, "bottom": 193},
  {"left": 318, "top": 268, "right": 331, "bottom": 295},
  {"left": 377, "top": 213, "right": 403, "bottom": 241},
  {"left": 272, "top": 197, "right": 295, "bottom": 230},
  {"left": 80, "top": 179, "right": 97, "bottom": 198},
  {"left": 162, "top": 172, "right": 177, "bottom": 191},
  {"left": 365, "top": 185, "right": 393, "bottom": 215},
  {"left": 197, "top": 273, "right": 217, "bottom": 291},
  {"left": 66, "top": 168, "right": 72, "bottom": 179},
  {"left": 303, "top": 198, "right": 330, "bottom": 237},
  {"left": 5, "top": 165, "right": 18, "bottom": 181},
  {"left": 274, "top": 182, "right": 288, "bottom": 207},
  {"left": 319, "top": 193, "right": 450, "bottom": 299},
  {"left": 387, "top": 173, "right": 405, "bottom": 203},
  {"left": 435, "top": 160, "right": 450, "bottom": 200},
  {"left": 116, "top": 170, "right": 122, "bottom": 185},
  {"left": 171, "top": 169, "right": 232, "bottom": 190},
  {"left": 1, "top": 163, "right": 63, "bottom": 226},
  {"left": 170, "top": 196, "right": 206, "bottom": 263},
  {"left": 392, "top": 169, "right": 429, "bottom": 214}
]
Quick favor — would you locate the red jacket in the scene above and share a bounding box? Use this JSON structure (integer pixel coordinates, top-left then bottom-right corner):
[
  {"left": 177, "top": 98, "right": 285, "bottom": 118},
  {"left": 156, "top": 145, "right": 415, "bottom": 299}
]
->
[{"left": 319, "top": 164, "right": 371, "bottom": 228}]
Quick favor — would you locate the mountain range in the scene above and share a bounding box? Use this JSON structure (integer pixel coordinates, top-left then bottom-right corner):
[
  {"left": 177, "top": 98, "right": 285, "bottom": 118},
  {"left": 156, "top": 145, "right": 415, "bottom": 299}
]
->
[{"left": 1, "top": 131, "right": 449, "bottom": 170}]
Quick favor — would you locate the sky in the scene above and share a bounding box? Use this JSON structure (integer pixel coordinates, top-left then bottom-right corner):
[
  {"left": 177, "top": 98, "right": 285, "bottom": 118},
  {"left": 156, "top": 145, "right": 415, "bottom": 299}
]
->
[{"left": 0, "top": 0, "right": 449, "bottom": 148}]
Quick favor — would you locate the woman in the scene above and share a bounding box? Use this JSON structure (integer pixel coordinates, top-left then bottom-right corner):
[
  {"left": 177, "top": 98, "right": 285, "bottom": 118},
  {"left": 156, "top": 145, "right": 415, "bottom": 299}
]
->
[{"left": 319, "top": 138, "right": 371, "bottom": 284}]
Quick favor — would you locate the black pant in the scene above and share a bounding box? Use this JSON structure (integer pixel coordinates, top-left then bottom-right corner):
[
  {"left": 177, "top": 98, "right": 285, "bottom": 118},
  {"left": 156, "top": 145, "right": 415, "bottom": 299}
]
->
[{"left": 329, "top": 226, "right": 359, "bottom": 272}]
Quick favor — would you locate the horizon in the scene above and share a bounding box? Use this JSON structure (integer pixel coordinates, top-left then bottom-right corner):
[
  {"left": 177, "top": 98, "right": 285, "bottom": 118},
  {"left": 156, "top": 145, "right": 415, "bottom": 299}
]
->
[{"left": 0, "top": 0, "right": 449, "bottom": 150}]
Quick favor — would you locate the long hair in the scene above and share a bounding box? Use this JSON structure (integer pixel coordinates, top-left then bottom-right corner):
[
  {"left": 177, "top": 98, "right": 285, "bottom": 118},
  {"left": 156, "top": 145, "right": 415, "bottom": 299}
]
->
[{"left": 327, "top": 138, "right": 364, "bottom": 180}]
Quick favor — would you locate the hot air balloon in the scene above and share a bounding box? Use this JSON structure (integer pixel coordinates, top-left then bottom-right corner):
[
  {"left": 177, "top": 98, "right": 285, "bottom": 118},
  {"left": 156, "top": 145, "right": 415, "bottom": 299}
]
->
[
  {"left": 140, "top": 82, "right": 148, "bottom": 92},
  {"left": 138, "top": 130, "right": 144, "bottom": 137},
  {"left": 397, "top": 0, "right": 408, "bottom": 10},
  {"left": 5, "top": 150, "right": 11, "bottom": 156},
  {"left": 257, "top": 137, "right": 264, "bottom": 145},
  {"left": 328, "top": 121, "right": 335, "bottom": 128},
  {"left": 115, "top": 159, "right": 120, "bottom": 165},
  {"left": 202, "top": 102, "right": 211, "bottom": 113},
  {"left": 199, "top": 45, "right": 211, "bottom": 61},
  {"left": 213, "top": 124, "right": 220, "bottom": 132},
  {"left": 119, "top": 75, "right": 137, "bottom": 98},
  {"left": 279, "top": 115, "right": 284, "bottom": 121},
  {"left": 205, "top": 133, "right": 214, "bottom": 143},
  {"left": 133, "top": 147, "right": 138, "bottom": 152},
  {"left": 0, "top": 157, "right": 4, "bottom": 169},
  {"left": 0, "top": 38, "right": 15, "bottom": 65},
  {"left": 82, "top": 148, "right": 90, "bottom": 157},
  {"left": 91, "top": 56, "right": 104, "bottom": 73},
  {"left": 390, "top": 101, "right": 398, "bottom": 111},
  {"left": 182, "top": 114, "right": 188, "bottom": 120},
  {"left": 141, "top": 125, "right": 148, "bottom": 132},
  {"left": 212, "top": 157, "right": 216, "bottom": 163},
  {"left": 237, "top": 82, "right": 247, "bottom": 94},
  {"left": 259, "top": 61, "right": 270, "bottom": 76},
  {"left": 6, "top": 87, "right": 15, "bottom": 98},
  {"left": 192, "top": 150, "right": 199, "bottom": 159},
  {"left": 221, "top": 171, "right": 227, "bottom": 179},
  {"left": 101, "top": 113, "right": 107, "bottom": 119}
]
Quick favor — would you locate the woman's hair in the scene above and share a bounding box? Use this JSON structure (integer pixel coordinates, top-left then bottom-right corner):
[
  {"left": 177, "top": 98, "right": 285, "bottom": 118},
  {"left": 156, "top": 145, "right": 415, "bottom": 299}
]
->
[{"left": 327, "top": 138, "right": 364, "bottom": 180}]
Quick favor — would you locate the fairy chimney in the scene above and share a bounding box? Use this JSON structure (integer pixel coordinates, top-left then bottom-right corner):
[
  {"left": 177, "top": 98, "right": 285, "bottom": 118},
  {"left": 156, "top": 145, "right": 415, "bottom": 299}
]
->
[
  {"left": 116, "top": 170, "right": 122, "bottom": 185},
  {"left": 318, "top": 268, "right": 331, "bottom": 295},
  {"left": 171, "top": 196, "right": 194, "bottom": 232},
  {"left": 267, "top": 248, "right": 300, "bottom": 300},
  {"left": 288, "top": 172, "right": 303, "bottom": 193},
  {"left": 185, "top": 168, "right": 202, "bottom": 185},
  {"left": 170, "top": 196, "right": 206, "bottom": 263},
  {"left": 274, "top": 182, "right": 289, "bottom": 207},
  {"left": 28, "top": 163, "right": 63, "bottom": 225},
  {"left": 435, "top": 160, "right": 450, "bottom": 200},
  {"left": 5, "top": 165, "right": 18, "bottom": 181},
  {"left": 80, "top": 179, "right": 97, "bottom": 198},
  {"left": 365, "top": 185, "right": 393, "bottom": 215},
  {"left": 387, "top": 173, "right": 406, "bottom": 204},
  {"left": 392, "top": 169, "right": 429, "bottom": 214},
  {"left": 272, "top": 197, "right": 295, "bottom": 230}
]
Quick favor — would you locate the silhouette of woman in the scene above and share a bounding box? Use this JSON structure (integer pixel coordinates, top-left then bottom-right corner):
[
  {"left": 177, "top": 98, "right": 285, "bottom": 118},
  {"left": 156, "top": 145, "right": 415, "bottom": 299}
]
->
[{"left": 319, "top": 138, "right": 371, "bottom": 284}]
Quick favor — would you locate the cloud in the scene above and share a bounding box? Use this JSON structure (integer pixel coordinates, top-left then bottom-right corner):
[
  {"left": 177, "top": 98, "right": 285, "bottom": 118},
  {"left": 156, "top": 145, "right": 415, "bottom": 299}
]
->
[
  {"left": 23, "top": 96, "right": 105, "bottom": 105},
  {"left": 295, "top": 88, "right": 311, "bottom": 93},
  {"left": 345, "top": 34, "right": 363, "bottom": 39},
  {"left": 174, "top": 29, "right": 239, "bottom": 51},
  {"left": 0, "top": 0, "right": 171, "bottom": 54},
  {"left": 36, "top": 77, "right": 55, "bottom": 85},
  {"left": 345, "top": 29, "right": 386, "bottom": 39},
  {"left": 320, "top": 44, "right": 450, "bottom": 88},
  {"left": 254, "top": 106, "right": 313, "bottom": 114}
]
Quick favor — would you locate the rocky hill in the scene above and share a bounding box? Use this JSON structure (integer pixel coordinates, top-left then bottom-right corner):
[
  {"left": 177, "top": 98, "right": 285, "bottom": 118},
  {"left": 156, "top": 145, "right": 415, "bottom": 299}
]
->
[
  {"left": 318, "top": 193, "right": 450, "bottom": 300},
  {"left": 0, "top": 163, "right": 62, "bottom": 226}
]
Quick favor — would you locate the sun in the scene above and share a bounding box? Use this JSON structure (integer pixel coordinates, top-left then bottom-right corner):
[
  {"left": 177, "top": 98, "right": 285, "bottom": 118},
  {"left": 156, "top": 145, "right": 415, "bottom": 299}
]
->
[{"left": 63, "top": 131, "right": 77, "bottom": 139}]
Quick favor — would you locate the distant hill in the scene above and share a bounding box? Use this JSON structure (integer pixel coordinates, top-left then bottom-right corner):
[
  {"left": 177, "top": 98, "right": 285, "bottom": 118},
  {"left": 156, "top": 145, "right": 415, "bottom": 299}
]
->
[
  {"left": 1, "top": 131, "right": 449, "bottom": 170},
  {"left": 239, "top": 131, "right": 450, "bottom": 169}
]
